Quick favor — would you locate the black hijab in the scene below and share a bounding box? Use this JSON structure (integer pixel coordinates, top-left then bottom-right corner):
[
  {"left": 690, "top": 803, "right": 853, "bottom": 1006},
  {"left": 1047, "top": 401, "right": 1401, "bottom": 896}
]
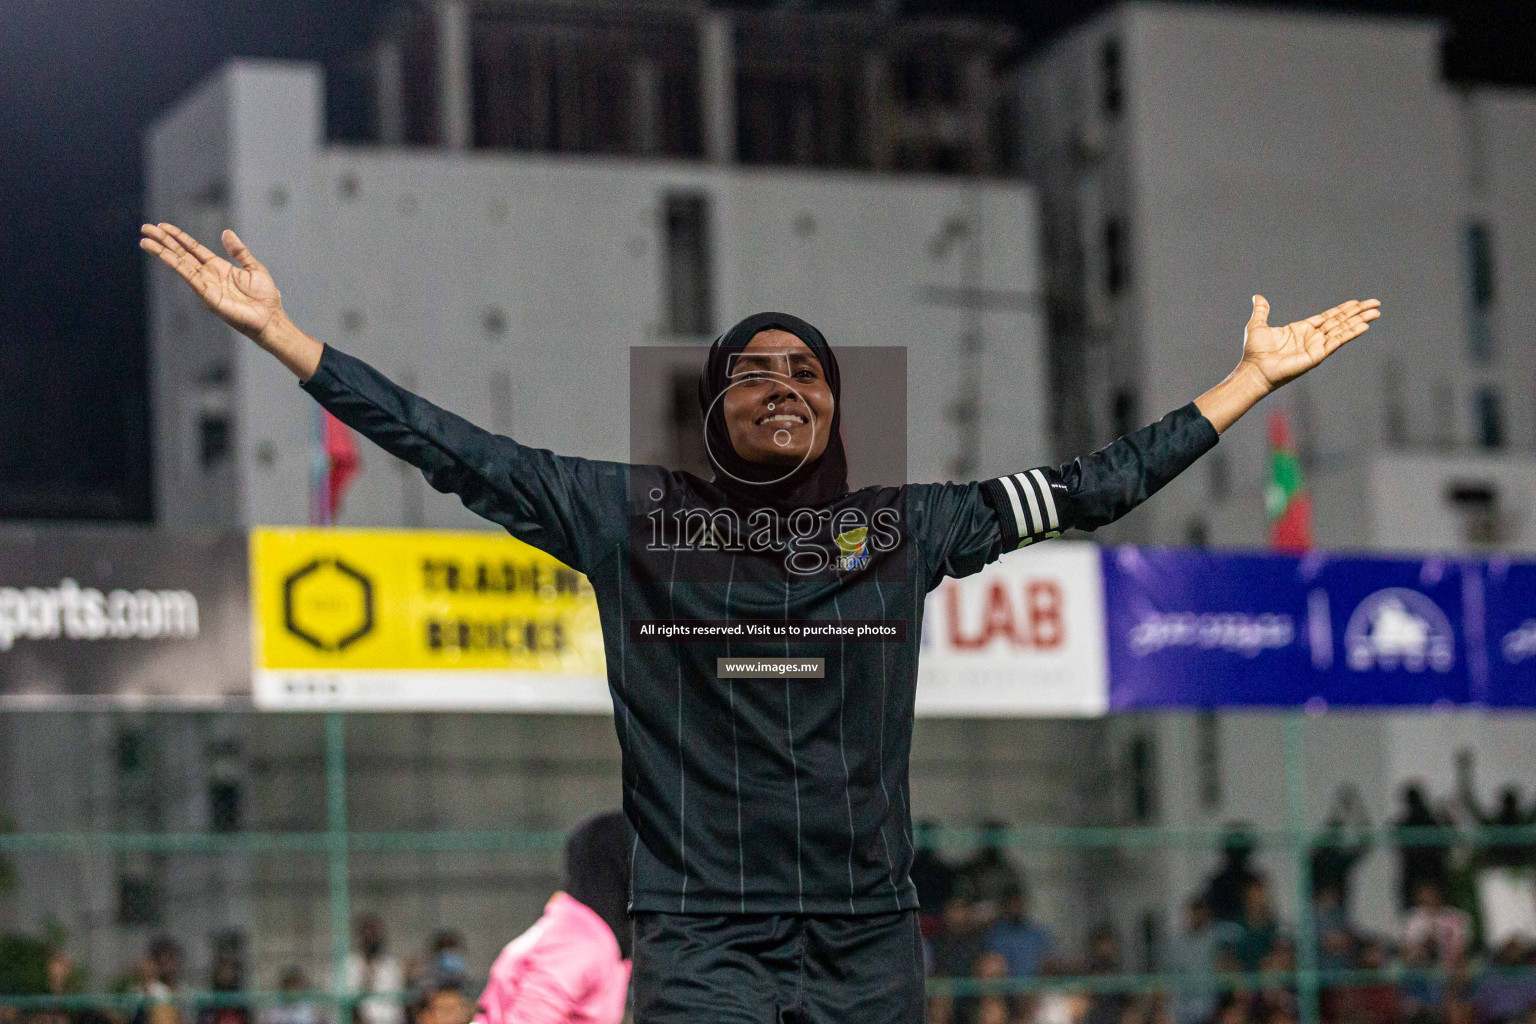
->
[
  {"left": 563, "top": 810, "right": 633, "bottom": 959},
  {"left": 696, "top": 311, "right": 850, "bottom": 510}
]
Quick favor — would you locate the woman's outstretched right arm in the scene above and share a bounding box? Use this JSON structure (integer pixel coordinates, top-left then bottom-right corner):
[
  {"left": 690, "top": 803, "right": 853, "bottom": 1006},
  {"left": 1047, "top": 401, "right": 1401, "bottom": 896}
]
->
[{"left": 140, "top": 222, "right": 616, "bottom": 572}]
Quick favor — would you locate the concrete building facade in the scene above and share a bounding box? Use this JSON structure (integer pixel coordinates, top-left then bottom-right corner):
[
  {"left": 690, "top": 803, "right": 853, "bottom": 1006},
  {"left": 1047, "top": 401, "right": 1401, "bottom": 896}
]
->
[{"left": 1019, "top": 0, "right": 1536, "bottom": 959}]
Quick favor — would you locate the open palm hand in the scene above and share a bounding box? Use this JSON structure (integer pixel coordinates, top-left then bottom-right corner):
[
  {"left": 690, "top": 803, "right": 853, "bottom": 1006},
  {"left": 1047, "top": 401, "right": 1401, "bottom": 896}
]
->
[
  {"left": 140, "top": 223, "right": 282, "bottom": 341},
  {"left": 1241, "top": 294, "right": 1380, "bottom": 391}
]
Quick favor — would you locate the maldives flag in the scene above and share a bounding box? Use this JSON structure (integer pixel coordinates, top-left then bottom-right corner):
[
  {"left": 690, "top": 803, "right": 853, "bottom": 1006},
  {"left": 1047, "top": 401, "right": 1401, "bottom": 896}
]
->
[
  {"left": 311, "top": 409, "right": 361, "bottom": 525},
  {"left": 1264, "top": 410, "right": 1312, "bottom": 551}
]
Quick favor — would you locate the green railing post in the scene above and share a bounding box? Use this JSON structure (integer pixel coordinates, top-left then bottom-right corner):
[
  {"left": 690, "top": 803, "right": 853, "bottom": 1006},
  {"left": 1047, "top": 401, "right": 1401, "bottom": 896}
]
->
[
  {"left": 1284, "top": 712, "right": 1320, "bottom": 1024},
  {"left": 326, "top": 712, "right": 351, "bottom": 1015}
]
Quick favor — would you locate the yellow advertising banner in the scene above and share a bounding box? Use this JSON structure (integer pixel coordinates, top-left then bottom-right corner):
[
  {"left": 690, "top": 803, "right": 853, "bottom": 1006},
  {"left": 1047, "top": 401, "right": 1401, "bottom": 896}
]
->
[{"left": 250, "top": 528, "right": 608, "bottom": 710}]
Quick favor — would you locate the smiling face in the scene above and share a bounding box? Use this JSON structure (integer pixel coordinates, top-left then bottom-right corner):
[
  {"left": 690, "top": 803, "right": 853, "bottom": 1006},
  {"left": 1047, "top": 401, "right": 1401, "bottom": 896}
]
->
[{"left": 720, "top": 329, "right": 835, "bottom": 468}]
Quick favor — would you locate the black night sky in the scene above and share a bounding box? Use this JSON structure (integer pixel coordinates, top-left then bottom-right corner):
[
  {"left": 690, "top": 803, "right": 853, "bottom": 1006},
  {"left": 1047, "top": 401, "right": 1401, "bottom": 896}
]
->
[{"left": 0, "top": 0, "right": 1531, "bottom": 522}]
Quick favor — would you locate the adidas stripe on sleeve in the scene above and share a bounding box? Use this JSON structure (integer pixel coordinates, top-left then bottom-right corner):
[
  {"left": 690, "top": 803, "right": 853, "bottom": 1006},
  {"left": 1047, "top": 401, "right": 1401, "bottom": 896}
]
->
[{"left": 980, "top": 468, "right": 1066, "bottom": 550}]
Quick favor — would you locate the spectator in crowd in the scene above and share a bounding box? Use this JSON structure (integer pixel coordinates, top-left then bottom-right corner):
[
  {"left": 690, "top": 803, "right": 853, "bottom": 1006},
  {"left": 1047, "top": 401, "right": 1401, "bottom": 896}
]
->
[
  {"left": 984, "top": 885, "right": 1055, "bottom": 982},
  {"left": 1233, "top": 877, "right": 1285, "bottom": 973},
  {"left": 1164, "top": 894, "right": 1241, "bottom": 1024},
  {"left": 930, "top": 888, "right": 989, "bottom": 1024},
  {"left": 194, "top": 944, "right": 251, "bottom": 1024},
  {"left": 474, "top": 811, "right": 631, "bottom": 1024},
  {"left": 1396, "top": 784, "right": 1452, "bottom": 914},
  {"left": 134, "top": 937, "right": 185, "bottom": 1024},
  {"left": 1208, "top": 825, "right": 1263, "bottom": 925},
  {"left": 1403, "top": 881, "right": 1471, "bottom": 968},
  {"left": 1456, "top": 752, "right": 1536, "bottom": 870},
  {"left": 413, "top": 976, "right": 473, "bottom": 1024},
  {"left": 425, "top": 934, "right": 466, "bottom": 988},
  {"left": 1081, "top": 925, "right": 1132, "bottom": 1024},
  {"left": 345, "top": 915, "right": 404, "bottom": 1024},
  {"left": 1313, "top": 882, "right": 1357, "bottom": 973},
  {"left": 1330, "top": 938, "right": 1400, "bottom": 1024},
  {"left": 959, "top": 821, "right": 1024, "bottom": 924},
  {"left": 260, "top": 968, "right": 325, "bottom": 1024},
  {"left": 25, "top": 949, "right": 81, "bottom": 1024},
  {"left": 970, "top": 951, "right": 1022, "bottom": 1024},
  {"left": 913, "top": 820, "right": 958, "bottom": 939},
  {"left": 1256, "top": 937, "right": 1299, "bottom": 1023},
  {"left": 1457, "top": 751, "right": 1536, "bottom": 948},
  {"left": 1469, "top": 938, "right": 1536, "bottom": 1024},
  {"left": 1032, "top": 958, "right": 1090, "bottom": 1024},
  {"left": 1312, "top": 786, "right": 1373, "bottom": 917}
]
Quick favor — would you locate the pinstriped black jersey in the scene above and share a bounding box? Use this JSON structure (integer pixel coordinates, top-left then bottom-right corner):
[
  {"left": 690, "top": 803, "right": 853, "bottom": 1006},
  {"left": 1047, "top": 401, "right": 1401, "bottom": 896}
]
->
[{"left": 302, "top": 344, "right": 1219, "bottom": 915}]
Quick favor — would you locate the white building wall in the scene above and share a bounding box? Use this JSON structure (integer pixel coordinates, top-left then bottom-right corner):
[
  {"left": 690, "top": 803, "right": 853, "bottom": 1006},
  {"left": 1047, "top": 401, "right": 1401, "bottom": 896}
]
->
[
  {"left": 1123, "top": 3, "right": 1467, "bottom": 551},
  {"left": 1024, "top": 3, "right": 1536, "bottom": 959},
  {"left": 148, "top": 61, "right": 1049, "bottom": 533}
]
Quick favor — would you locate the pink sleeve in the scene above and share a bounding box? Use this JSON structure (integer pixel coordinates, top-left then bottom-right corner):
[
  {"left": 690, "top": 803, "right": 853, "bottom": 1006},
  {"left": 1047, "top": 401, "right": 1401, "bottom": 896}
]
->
[
  {"left": 498, "top": 960, "right": 590, "bottom": 1024},
  {"left": 478, "top": 926, "right": 600, "bottom": 1024}
]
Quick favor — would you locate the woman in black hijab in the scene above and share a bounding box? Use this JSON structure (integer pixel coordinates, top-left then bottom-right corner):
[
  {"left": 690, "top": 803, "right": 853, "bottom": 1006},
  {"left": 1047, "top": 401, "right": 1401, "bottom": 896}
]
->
[{"left": 144, "top": 220, "right": 1381, "bottom": 1024}]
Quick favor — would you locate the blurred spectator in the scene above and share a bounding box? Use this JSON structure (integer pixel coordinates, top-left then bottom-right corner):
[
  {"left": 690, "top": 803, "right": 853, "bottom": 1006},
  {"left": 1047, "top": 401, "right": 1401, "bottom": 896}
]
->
[
  {"left": 1312, "top": 787, "right": 1373, "bottom": 915},
  {"left": 426, "top": 934, "right": 466, "bottom": 989},
  {"left": 1457, "top": 752, "right": 1536, "bottom": 948},
  {"left": 1404, "top": 881, "right": 1471, "bottom": 968},
  {"left": 930, "top": 890, "right": 988, "bottom": 1024},
  {"left": 1396, "top": 784, "right": 1452, "bottom": 913},
  {"left": 1257, "top": 938, "right": 1299, "bottom": 1023},
  {"left": 985, "top": 885, "right": 1055, "bottom": 981},
  {"left": 1466, "top": 938, "right": 1536, "bottom": 1024},
  {"left": 913, "top": 820, "right": 958, "bottom": 940},
  {"left": 413, "top": 976, "right": 473, "bottom": 1024},
  {"left": 1164, "top": 894, "right": 1241, "bottom": 1024},
  {"left": 1233, "top": 877, "right": 1285, "bottom": 973},
  {"left": 1331, "top": 938, "right": 1401, "bottom": 1024},
  {"left": 24, "top": 949, "right": 79, "bottom": 1024},
  {"left": 1314, "top": 883, "right": 1357, "bottom": 973},
  {"left": 971, "top": 951, "right": 1022, "bottom": 1024},
  {"left": 1032, "top": 958, "right": 1089, "bottom": 1024},
  {"left": 960, "top": 821, "right": 1024, "bottom": 924},
  {"left": 1082, "top": 925, "right": 1131, "bottom": 1024},
  {"left": 133, "top": 937, "right": 185, "bottom": 1024},
  {"left": 1208, "top": 825, "right": 1262, "bottom": 925},
  {"left": 345, "top": 915, "right": 404, "bottom": 1024},
  {"left": 260, "top": 968, "right": 325, "bottom": 1024},
  {"left": 194, "top": 944, "right": 251, "bottom": 1024}
]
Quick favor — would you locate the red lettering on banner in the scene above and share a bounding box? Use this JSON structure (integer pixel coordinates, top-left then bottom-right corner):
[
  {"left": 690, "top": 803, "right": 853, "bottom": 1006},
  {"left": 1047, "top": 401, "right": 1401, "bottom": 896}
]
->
[{"left": 943, "top": 579, "right": 1066, "bottom": 651}]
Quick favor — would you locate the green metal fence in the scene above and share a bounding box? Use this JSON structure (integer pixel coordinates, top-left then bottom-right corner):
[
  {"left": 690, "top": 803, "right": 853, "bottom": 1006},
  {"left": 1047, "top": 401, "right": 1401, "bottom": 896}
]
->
[{"left": 3, "top": 711, "right": 1535, "bottom": 1022}]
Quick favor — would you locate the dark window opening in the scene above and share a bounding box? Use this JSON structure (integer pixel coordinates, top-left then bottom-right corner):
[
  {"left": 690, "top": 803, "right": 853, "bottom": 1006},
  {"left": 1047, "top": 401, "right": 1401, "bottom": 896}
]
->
[
  {"left": 1448, "top": 481, "right": 1503, "bottom": 547},
  {"left": 1105, "top": 216, "right": 1128, "bottom": 295},
  {"left": 1468, "top": 222, "right": 1495, "bottom": 308},
  {"left": 1475, "top": 388, "right": 1504, "bottom": 449},
  {"left": 1129, "top": 734, "right": 1156, "bottom": 823},
  {"left": 1197, "top": 712, "right": 1221, "bottom": 810},
  {"left": 1101, "top": 38, "right": 1123, "bottom": 117},
  {"left": 209, "top": 780, "right": 243, "bottom": 834},
  {"left": 117, "top": 872, "right": 163, "bottom": 927},
  {"left": 199, "top": 414, "right": 231, "bottom": 470},
  {"left": 1112, "top": 387, "right": 1138, "bottom": 438},
  {"left": 663, "top": 194, "right": 714, "bottom": 337},
  {"left": 1186, "top": 517, "right": 1209, "bottom": 548},
  {"left": 1467, "top": 222, "right": 1495, "bottom": 362},
  {"left": 667, "top": 370, "right": 710, "bottom": 477}
]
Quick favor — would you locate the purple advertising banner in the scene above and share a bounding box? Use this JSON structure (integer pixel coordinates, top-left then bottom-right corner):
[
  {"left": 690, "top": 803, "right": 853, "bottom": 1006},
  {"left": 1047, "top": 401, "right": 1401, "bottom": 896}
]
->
[
  {"left": 1479, "top": 556, "right": 1536, "bottom": 708},
  {"left": 1102, "top": 547, "right": 1485, "bottom": 709}
]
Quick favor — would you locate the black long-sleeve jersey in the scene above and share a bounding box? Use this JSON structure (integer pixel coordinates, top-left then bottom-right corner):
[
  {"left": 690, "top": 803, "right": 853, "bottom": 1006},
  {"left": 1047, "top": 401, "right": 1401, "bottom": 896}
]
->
[{"left": 302, "top": 344, "right": 1219, "bottom": 915}]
